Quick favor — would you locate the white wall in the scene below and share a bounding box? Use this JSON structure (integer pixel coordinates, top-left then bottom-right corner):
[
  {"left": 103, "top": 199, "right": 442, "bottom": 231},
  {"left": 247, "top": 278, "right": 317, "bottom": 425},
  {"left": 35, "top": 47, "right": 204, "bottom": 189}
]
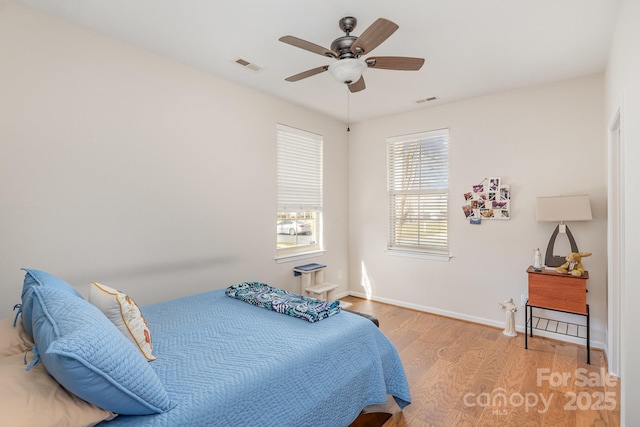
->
[
  {"left": 349, "top": 74, "right": 607, "bottom": 344},
  {"left": 0, "top": 2, "right": 349, "bottom": 318},
  {"left": 0, "top": 0, "right": 629, "bottom": 421},
  {"left": 605, "top": 0, "right": 640, "bottom": 424}
]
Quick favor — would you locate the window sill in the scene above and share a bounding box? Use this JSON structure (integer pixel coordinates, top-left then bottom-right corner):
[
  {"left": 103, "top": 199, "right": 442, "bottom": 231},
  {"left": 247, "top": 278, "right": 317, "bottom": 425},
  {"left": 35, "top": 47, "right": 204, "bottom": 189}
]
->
[
  {"left": 385, "top": 249, "right": 450, "bottom": 261},
  {"left": 275, "top": 250, "right": 326, "bottom": 264}
]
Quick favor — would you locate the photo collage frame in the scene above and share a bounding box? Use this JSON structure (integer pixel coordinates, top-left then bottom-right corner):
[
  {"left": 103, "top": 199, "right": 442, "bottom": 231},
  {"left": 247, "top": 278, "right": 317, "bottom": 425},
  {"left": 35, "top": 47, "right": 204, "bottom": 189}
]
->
[{"left": 462, "top": 177, "right": 511, "bottom": 222}]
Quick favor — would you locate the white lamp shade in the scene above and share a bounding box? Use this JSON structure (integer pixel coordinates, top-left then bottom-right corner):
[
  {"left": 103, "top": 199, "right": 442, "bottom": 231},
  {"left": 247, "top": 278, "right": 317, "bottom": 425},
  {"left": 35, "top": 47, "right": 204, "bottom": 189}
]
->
[
  {"left": 536, "top": 194, "right": 593, "bottom": 222},
  {"left": 328, "top": 58, "right": 367, "bottom": 84}
]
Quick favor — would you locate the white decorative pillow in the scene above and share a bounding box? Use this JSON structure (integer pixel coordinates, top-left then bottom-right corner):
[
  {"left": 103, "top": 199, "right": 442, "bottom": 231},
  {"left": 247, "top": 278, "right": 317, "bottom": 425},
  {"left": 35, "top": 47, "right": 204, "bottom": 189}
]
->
[{"left": 88, "top": 282, "right": 156, "bottom": 361}]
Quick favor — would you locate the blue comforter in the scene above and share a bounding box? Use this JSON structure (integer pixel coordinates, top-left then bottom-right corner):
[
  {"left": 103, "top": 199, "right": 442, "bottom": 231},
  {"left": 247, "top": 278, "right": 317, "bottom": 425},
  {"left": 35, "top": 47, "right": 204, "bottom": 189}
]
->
[{"left": 99, "top": 288, "right": 410, "bottom": 427}]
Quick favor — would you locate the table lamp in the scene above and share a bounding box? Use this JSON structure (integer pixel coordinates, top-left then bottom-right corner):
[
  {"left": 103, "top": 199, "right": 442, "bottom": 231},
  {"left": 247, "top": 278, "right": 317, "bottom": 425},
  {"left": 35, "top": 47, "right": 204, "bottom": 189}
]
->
[{"left": 535, "top": 194, "right": 592, "bottom": 267}]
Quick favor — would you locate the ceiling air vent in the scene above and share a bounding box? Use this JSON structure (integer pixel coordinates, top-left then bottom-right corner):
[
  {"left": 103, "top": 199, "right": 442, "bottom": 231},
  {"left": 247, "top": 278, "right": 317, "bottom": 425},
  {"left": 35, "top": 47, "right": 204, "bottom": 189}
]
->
[
  {"left": 416, "top": 96, "right": 439, "bottom": 104},
  {"left": 234, "top": 58, "right": 263, "bottom": 72}
]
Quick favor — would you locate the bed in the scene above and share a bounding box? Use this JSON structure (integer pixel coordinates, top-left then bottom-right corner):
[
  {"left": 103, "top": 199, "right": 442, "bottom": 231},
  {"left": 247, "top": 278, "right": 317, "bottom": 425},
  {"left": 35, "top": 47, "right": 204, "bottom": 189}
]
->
[{"left": 2, "top": 269, "right": 411, "bottom": 427}]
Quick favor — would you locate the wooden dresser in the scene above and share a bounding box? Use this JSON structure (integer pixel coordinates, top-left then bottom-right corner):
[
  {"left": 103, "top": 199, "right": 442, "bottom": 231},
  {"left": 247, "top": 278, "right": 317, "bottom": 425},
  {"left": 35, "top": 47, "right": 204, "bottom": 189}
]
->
[
  {"left": 526, "top": 266, "right": 588, "bottom": 314},
  {"left": 525, "top": 266, "right": 590, "bottom": 363}
]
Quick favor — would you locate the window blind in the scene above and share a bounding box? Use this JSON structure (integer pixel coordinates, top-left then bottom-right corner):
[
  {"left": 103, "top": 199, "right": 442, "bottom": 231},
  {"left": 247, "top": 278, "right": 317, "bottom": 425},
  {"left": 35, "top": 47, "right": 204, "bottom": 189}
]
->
[
  {"left": 387, "top": 129, "right": 449, "bottom": 254},
  {"left": 277, "top": 124, "right": 323, "bottom": 211}
]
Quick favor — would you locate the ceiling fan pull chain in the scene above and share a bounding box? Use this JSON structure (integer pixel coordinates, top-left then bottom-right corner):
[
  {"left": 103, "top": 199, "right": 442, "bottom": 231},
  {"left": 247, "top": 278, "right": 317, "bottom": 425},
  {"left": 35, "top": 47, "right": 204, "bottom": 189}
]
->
[{"left": 347, "top": 90, "right": 351, "bottom": 132}]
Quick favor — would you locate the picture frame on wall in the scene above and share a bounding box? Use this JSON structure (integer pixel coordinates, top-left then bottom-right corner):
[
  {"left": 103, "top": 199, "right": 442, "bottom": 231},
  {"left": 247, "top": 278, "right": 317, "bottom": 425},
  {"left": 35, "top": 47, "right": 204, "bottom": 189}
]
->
[{"left": 462, "top": 178, "right": 511, "bottom": 221}]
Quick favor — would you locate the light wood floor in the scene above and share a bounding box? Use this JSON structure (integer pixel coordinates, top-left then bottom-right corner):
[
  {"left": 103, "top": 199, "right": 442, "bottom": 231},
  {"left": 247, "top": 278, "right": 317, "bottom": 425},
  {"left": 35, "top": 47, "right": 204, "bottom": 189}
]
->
[{"left": 342, "top": 296, "right": 620, "bottom": 427}]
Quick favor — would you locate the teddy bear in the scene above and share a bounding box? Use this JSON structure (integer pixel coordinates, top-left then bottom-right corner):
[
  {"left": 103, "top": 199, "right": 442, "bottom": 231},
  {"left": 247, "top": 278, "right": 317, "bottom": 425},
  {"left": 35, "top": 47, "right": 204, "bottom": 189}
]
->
[{"left": 556, "top": 251, "right": 592, "bottom": 277}]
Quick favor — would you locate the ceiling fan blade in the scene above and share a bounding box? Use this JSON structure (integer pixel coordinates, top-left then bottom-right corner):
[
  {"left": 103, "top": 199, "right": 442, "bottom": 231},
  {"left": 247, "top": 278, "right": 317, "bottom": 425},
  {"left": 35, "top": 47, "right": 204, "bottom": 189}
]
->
[
  {"left": 348, "top": 76, "right": 366, "bottom": 93},
  {"left": 350, "top": 18, "right": 399, "bottom": 55},
  {"left": 285, "top": 65, "right": 329, "bottom": 82},
  {"left": 366, "top": 56, "right": 425, "bottom": 71},
  {"left": 279, "top": 35, "right": 337, "bottom": 58}
]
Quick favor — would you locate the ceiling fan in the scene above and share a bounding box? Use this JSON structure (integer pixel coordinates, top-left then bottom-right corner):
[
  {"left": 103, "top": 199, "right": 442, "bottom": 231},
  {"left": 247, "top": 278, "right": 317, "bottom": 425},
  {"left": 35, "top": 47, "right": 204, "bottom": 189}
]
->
[{"left": 279, "top": 16, "right": 425, "bottom": 93}]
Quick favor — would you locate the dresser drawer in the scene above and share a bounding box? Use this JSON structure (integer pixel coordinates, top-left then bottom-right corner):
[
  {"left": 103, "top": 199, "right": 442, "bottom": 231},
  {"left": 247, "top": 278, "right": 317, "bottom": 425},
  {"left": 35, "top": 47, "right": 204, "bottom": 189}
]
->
[{"left": 527, "top": 267, "right": 588, "bottom": 314}]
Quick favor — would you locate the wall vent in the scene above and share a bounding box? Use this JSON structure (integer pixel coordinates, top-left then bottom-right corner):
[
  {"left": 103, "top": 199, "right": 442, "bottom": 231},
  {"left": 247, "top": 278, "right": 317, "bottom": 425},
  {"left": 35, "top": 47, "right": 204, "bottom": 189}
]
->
[
  {"left": 234, "top": 58, "right": 263, "bottom": 72},
  {"left": 416, "top": 96, "right": 439, "bottom": 104}
]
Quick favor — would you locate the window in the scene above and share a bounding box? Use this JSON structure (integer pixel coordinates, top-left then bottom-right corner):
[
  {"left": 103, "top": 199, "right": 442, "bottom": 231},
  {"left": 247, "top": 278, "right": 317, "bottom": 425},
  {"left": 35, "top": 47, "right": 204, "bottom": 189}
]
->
[
  {"left": 387, "top": 129, "right": 449, "bottom": 257},
  {"left": 276, "top": 124, "right": 323, "bottom": 258}
]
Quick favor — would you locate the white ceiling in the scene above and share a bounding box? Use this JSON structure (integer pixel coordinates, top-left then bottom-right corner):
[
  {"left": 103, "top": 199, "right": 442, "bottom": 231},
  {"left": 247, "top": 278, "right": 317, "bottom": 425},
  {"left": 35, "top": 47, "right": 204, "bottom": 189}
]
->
[{"left": 14, "top": 0, "right": 619, "bottom": 123}]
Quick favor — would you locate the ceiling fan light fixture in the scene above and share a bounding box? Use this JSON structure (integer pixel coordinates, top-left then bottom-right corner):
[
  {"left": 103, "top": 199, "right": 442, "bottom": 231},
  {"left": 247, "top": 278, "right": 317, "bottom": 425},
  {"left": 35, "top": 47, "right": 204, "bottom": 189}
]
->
[
  {"left": 328, "top": 58, "right": 367, "bottom": 84},
  {"left": 280, "top": 17, "right": 424, "bottom": 92}
]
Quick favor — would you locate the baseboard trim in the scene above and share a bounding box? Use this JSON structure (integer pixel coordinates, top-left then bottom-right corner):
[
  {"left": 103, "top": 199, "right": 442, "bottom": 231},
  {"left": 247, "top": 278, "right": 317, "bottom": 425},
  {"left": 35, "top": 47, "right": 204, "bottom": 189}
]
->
[{"left": 338, "top": 291, "right": 605, "bottom": 350}]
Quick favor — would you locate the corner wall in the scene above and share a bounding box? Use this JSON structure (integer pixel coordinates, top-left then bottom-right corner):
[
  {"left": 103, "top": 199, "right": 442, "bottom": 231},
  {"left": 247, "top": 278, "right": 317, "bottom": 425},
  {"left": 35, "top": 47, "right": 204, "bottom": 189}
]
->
[
  {"left": 348, "top": 74, "right": 607, "bottom": 345},
  {"left": 605, "top": 0, "right": 640, "bottom": 424}
]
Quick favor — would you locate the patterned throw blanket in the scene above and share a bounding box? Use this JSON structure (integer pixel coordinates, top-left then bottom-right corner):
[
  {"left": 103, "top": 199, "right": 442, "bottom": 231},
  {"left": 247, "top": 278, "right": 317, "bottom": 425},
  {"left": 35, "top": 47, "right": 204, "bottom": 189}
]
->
[{"left": 225, "top": 282, "right": 341, "bottom": 323}]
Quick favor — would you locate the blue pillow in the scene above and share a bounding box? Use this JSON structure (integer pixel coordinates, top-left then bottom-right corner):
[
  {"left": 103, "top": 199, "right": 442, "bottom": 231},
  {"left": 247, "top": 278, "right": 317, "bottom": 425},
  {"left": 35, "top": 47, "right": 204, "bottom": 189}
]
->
[
  {"left": 19, "top": 268, "right": 83, "bottom": 338},
  {"left": 30, "top": 286, "right": 174, "bottom": 415}
]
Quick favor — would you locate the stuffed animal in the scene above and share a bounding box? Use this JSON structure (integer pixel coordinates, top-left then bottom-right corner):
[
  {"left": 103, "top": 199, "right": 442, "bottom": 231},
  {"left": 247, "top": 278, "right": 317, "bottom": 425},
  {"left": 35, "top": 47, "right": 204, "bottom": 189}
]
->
[{"left": 556, "top": 252, "right": 592, "bottom": 277}]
